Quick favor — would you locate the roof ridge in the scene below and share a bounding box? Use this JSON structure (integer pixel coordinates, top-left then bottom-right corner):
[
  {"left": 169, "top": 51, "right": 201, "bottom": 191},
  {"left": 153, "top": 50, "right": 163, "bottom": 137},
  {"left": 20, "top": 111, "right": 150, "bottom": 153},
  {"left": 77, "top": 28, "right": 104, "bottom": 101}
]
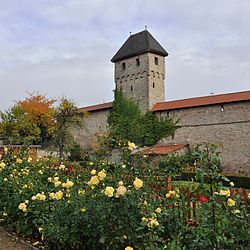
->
[
  {"left": 159, "top": 90, "right": 250, "bottom": 104},
  {"left": 152, "top": 90, "right": 250, "bottom": 111}
]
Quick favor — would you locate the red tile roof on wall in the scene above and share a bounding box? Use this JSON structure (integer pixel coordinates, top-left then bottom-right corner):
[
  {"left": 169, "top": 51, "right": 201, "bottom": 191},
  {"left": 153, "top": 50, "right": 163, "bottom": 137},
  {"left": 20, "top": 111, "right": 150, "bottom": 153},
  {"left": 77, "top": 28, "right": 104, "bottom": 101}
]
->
[
  {"left": 77, "top": 90, "right": 250, "bottom": 113},
  {"left": 140, "top": 144, "right": 189, "bottom": 155},
  {"left": 152, "top": 90, "right": 250, "bottom": 112},
  {"left": 78, "top": 102, "right": 113, "bottom": 113}
]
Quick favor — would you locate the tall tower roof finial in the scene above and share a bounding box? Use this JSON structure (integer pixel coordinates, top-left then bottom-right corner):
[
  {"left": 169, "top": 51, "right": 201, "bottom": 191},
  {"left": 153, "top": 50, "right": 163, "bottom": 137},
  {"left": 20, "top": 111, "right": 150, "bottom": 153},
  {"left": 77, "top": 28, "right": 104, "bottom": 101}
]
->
[{"left": 145, "top": 25, "right": 147, "bottom": 30}]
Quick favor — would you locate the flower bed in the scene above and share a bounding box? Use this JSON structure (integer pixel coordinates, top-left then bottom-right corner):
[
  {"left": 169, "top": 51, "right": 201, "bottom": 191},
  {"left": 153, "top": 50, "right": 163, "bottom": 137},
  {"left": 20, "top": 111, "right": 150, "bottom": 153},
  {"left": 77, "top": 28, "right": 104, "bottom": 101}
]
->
[{"left": 0, "top": 145, "right": 250, "bottom": 249}]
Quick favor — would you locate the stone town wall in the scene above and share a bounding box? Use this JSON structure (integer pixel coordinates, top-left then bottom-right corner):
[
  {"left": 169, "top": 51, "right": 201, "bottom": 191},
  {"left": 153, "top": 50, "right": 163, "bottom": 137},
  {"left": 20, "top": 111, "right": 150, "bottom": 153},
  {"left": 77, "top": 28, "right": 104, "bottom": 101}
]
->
[
  {"left": 72, "top": 109, "right": 110, "bottom": 150},
  {"left": 157, "top": 101, "right": 250, "bottom": 174}
]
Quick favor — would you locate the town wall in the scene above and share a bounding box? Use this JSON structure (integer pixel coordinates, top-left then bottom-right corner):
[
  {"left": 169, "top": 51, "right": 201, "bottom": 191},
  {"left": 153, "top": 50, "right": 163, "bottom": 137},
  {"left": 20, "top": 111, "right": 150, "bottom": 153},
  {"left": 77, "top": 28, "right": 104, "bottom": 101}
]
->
[
  {"left": 72, "top": 109, "right": 110, "bottom": 149},
  {"left": 158, "top": 101, "right": 250, "bottom": 174}
]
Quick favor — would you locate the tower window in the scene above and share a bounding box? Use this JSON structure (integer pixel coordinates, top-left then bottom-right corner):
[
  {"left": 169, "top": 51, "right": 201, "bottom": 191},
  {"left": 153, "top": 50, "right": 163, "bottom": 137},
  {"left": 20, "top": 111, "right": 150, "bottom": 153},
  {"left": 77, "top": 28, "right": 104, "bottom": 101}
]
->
[
  {"left": 131, "top": 85, "right": 133, "bottom": 91},
  {"left": 153, "top": 82, "right": 155, "bottom": 88},
  {"left": 154, "top": 57, "right": 158, "bottom": 65},
  {"left": 136, "top": 58, "right": 140, "bottom": 66},
  {"left": 122, "top": 62, "right": 126, "bottom": 70}
]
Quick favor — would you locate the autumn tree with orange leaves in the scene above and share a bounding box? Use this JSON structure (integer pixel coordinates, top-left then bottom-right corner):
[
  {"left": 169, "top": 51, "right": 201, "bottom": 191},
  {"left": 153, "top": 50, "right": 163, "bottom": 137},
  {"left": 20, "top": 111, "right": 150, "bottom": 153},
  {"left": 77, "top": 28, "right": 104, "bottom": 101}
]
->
[
  {"left": 0, "top": 93, "right": 83, "bottom": 155},
  {"left": 16, "top": 93, "right": 57, "bottom": 145}
]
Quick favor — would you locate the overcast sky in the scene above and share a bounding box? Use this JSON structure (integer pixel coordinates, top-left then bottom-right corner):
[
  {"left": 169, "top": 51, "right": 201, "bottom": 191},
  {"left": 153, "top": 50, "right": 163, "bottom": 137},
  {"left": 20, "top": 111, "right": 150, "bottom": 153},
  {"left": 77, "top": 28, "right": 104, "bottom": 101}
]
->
[{"left": 0, "top": 0, "right": 249, "bottom": 111}]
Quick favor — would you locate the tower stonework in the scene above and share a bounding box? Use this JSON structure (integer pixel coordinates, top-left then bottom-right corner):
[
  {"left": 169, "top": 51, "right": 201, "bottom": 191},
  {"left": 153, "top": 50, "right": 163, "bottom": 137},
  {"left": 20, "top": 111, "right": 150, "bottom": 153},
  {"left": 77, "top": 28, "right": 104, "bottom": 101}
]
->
[{"left": 111, "top": 30, "right": 168, "bottom": 112}]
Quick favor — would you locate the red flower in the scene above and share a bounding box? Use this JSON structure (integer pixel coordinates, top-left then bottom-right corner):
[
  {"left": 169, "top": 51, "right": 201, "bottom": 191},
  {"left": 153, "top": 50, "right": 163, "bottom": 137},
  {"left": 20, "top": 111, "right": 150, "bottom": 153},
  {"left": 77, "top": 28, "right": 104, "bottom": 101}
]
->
[{"left": 198, "top": 195, "right": 209, "bottom": 203}]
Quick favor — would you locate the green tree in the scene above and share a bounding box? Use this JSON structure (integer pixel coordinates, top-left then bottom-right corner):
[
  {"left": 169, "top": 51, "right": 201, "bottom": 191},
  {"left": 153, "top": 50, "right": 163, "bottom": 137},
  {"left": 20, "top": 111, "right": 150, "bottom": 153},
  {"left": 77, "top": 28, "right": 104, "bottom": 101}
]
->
[
  {"left": 52, "top": 97, "right": 84, "bottom": 158},
  {"left": 107, "top": 88, "right": 178, "bottom": 147},
  {"left": 0, "top": 105, "right": 41, "bottom": 145},
  {"left": 107, "top": 88, "right": 141, "bottom": 144}
]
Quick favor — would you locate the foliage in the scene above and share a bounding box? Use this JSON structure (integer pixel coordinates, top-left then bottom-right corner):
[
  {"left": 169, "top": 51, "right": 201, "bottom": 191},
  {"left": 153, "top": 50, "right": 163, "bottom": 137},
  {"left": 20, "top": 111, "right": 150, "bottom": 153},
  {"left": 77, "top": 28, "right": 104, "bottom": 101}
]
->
[
  {"left": 0, "top": 144, "right": 249, "bottom": 250},
  {"left": 52, "top": 97, "right": 83, "bottom": 158},
  {"left": 0, "top": 94, "right": 83, "bottom": 157},
  {"left": 0, "top": 106, "right": 41, "bottom": 145},
  {"left": 107, "top": 88, "right": 142, "bottom": 145},
  {"left": 108, "top": 88, "right": 178, "bottom": 147}
]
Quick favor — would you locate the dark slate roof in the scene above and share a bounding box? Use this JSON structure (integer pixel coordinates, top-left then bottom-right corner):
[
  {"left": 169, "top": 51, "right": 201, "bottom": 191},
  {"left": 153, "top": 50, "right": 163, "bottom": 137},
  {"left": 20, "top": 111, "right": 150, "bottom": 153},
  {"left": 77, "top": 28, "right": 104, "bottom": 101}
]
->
[{"left": 111, "top": 30, "right": 168, "bottom": 62}]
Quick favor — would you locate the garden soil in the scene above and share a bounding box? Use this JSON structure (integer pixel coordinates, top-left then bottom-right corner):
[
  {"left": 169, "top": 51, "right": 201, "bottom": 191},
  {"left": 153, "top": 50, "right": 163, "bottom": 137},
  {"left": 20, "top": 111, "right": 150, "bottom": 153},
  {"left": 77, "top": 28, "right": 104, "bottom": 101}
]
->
[{"left": 0, "top": 227, "right": 32, "bottom": 250}]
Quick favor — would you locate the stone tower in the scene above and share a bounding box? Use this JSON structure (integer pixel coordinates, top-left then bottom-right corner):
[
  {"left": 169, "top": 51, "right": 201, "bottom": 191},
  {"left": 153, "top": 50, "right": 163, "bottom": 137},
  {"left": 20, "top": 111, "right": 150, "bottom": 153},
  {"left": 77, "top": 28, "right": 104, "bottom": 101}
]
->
[{"left": 111, "top": 30, "right": 168, "bottom": 112}]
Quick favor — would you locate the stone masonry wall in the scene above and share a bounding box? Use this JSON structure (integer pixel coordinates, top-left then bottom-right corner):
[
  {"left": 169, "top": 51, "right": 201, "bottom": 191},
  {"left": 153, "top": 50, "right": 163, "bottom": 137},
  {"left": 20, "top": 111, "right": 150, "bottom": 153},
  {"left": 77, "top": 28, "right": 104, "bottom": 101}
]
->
[
  {"left": 158, "top": 101, "right": 250, "bottom": 174},
  {"left": 114, "top": 52, "right": 165, "bottom": 112},
  {"left": 72, "top": 109, "right": 110, "bottom": 150}
]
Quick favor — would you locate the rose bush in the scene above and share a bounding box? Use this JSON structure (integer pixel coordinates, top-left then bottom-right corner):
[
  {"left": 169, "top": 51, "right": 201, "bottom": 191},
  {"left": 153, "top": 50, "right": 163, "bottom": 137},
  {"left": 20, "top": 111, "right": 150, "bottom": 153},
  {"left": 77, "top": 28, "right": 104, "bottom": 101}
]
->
[{"left": 0, "top": 144, "right": 249, "bottom": 249}]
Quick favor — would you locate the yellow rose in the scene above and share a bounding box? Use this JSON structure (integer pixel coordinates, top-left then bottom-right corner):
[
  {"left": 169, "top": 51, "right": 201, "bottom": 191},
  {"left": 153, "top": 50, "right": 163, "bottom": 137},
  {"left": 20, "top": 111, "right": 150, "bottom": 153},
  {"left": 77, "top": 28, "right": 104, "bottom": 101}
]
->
[
  {"left": 91, "top": 169, "right": 96, "bottom": 175},
  {"left": 66, "top": 180, "right": 74, "bottom": 188},
  {"left": 40, "top": 194, "right": 46, "bottom": 201},
  {"left": 0, "top": 162, "right": 6, "bottom": 168},
  {"left": 54, "top": 181, "right": 62, "bottom": 187},
  {"left": 155, "top": 207, "right": 161, "bottom": 214},
  {"left": 38, "top": 170, "right": 43, "bottom": 175},
  {"left": 18, "top": 202, "right": 27, "bottom": 212},
  {"left": 27, "top": 157, "right": 32, "bottom": 163},
  {"left": 55, "top": 191, "right": 63, "bottom": 200},
  {"left": 118, "top": 181, "right": 124, "bottom": 186},
  {"left": 133, "top": 178, "right": 143, "bottom": 190},
  {"left": 4, "top": 147, "right": 8, "bottom": 153},
  {"left": 59, "top": 164, "right": 65, "bottom": 170},
  {"left": 125, "top": 247, "right": 134, "bottom": 250},
  {"left": 78, "top": 189, "right": 85, "bottom": 195},
  {"left": 16, "top": 158, "right": 22, "bottom": 164},
  {"left": 47, "top": 177, "right": 52, "bottom": 182},
  {"left": 53, "top": 177, "right": 59, "bottom": 182},
  {"left": 104, "top": 186, "right": 114, "bottom": 197},
  {"left": 98, "top": 170, "right": 106, "bottom": 180},
  {"left": 116, "top": 185, "right": 127, "bottom": 196},
  {"left": 49, "top": 192, "right": 55, "bottom": 199},
  {"left": 248, "top": 193, "right": 250, "bottom": 199},
  {"left": 230, "top": 182, "right": 234, "bottom": 187},
  {"left": 233, "top": 209, "right": 240, "bottom": 214},
  {"left": 128, "top": 141, "right": 136, "bottom": 151},
  {"left": 227, "top": 198, "right": 235, "bottom": 207},
  {"left": 88, "top": 175, "right": 99, "bottom": 186},
  {"left": 220, "top": 189, "right": 230, "bottom": 197},
  {"left": 80, "top": 207, "right": 86, "bottom": 213},
  {"left": 147, "top": 218, "right": 159, "bottom": 228}
]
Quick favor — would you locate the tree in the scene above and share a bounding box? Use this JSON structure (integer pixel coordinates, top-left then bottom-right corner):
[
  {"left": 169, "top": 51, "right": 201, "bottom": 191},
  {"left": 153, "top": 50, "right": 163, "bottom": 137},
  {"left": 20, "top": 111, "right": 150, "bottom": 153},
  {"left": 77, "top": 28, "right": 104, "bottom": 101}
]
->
[
  {"left": 108, "top": 88, "right": 141, "bottom": 143},
  {"left": 52, "top": 97, "right": 83, "bottom": 158},
  {"left": 16, "top": 93, "right": 56, "bottom": 145},
  {"left": 0, "top": 93, "right": 84, "bottom": 157},
  {"left": 0, "top": 105, "right": 40, "bottom": 145},
  {"left": 107, "top": 88, "right": 178, "bottom": 147}
]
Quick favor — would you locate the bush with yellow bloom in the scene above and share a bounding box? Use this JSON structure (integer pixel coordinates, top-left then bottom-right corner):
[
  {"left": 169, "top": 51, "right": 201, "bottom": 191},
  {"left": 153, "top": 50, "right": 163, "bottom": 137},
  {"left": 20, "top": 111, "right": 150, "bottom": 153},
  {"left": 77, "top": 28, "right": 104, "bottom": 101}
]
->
[
  {"left": 104, "top": 186, "right": 114, "bottom": 197},
  {"left": 133, "top": 178, "right": 143, "bottom": 190},
  {"left": 116, "top": 185, "right": 127, "bottom": 196},
  {"left": 227, "top": 198, "right": 236, "bottom": 206},
  {"left": 18, "top": 202, "right": 27, "bottom": 212}
]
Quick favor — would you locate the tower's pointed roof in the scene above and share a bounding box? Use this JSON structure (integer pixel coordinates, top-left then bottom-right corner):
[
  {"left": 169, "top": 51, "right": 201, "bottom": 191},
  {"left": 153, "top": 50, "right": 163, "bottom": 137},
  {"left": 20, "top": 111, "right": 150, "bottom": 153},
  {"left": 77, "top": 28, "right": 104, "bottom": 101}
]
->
[{"left": 111, "top": 30, "right": 168, "bottom": 62}]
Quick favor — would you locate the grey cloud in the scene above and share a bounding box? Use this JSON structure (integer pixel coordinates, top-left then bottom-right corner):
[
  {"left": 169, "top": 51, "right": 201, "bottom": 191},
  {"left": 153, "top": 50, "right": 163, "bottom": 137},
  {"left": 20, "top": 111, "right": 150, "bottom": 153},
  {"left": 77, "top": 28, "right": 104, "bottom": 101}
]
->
[{"left": 0, "top": 0, "right": 249, "bottom": 111}]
